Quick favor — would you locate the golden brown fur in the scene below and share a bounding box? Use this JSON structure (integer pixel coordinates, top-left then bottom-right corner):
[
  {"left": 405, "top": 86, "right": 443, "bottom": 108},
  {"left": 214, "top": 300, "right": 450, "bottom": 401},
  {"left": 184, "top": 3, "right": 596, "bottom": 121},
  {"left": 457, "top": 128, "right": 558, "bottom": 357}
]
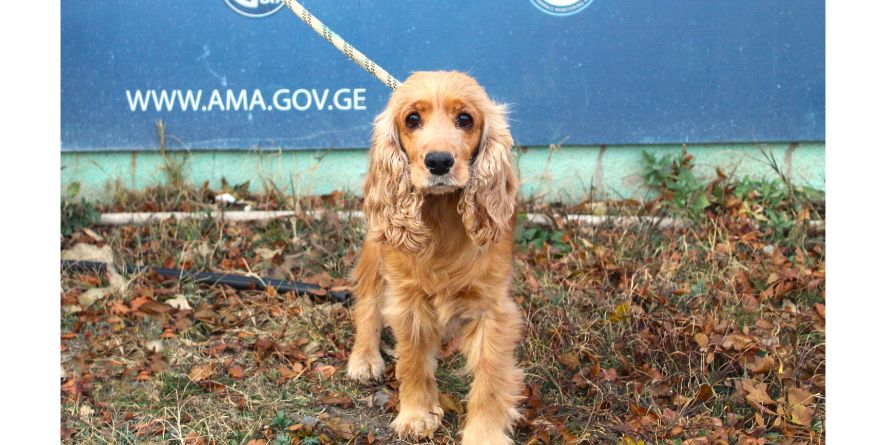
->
[{"left": 346, "top": 71, "right": 524, "bottom": 445}]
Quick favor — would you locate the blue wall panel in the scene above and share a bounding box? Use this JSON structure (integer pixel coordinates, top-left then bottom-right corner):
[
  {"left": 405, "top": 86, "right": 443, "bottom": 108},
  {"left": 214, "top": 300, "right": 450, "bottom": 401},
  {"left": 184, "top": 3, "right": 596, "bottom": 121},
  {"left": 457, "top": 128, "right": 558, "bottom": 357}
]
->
[{"left": 61, "top": 1, "right": 824, "bottom": 151}]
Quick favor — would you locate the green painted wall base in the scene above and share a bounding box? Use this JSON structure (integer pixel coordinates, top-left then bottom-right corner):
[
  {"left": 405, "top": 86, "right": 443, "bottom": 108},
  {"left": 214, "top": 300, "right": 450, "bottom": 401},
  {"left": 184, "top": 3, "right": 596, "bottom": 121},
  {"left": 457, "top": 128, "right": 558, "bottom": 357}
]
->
[{"left": 61, "top": 143, "right": 824, "bottom": 204}]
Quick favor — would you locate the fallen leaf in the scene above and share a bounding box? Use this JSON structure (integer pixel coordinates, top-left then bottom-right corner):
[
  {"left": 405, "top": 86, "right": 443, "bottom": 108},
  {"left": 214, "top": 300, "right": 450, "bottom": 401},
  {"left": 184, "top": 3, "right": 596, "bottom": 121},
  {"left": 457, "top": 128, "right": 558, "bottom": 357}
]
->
[
  {"left": 189, "top": 363, "right": 216, "bottom": 382},
  {"left": 558, "top": 352, "right": 581, "bottom": 371},
  {"left": 129, "top": 295, "right": 153, "bottom": 312},
  {"left": 741, "top": 379, "right": 776, "bottom": 410},
  {"left": 438, "top": 392, "right": 465, "bottom": 415},
  {"left": 744, "top": 355, "right": 776, "bottom": 374},
  {"left": 693, "top": 332, "right": 709, "bottom": 347},
  {"left": 525, "top": 272, "right": 540, "bottom": 293},
  {"left": 303, "top": 271, "right": 334, "bottom": 288},
  {"left": 609, "top": 301, "right": 632, "bottom": 323},
  {"left": 369, "top": 390, "right": 391, "bottom": 408},
  {"left": 145, "top": 340, "right": 163, "bottom": 353},
  {"left": 315, "top": 364, "right": 336, "bottom": 380},
  {"left": 165, "top": 294, "right": 193, "bottom": 311},
  {"left": 321, "top": 393, "right": 353, "bottom": 408},
  {"left": 254, "top": 247, "right": 283, "bottom": 261},
  {"left": 133, "top": 419, "right": 165, "bottom": 437},
  {"left": 78, "top": 288, "right": 106, "bottom": 308},
  {"left": 722, "top": 334, "right": 754, "bottom": 350},
  {"left": 228, "top": 365, "right": 245, "bottom": 379},
  {"left": 789, "top": 403, "right": 814, "bottom": 426},
  {"left": 787, "top": 387, "right": 816, "bottom": 426},
  {"left": 692, "top": 383, "right": 715, "bottom": 404},
  {"left": 109, "top": 300, "right": 130, "bottom": 315},
  {"left": 325, "top": 417, "right": 355, "bottom": 440},
  {"left": 278, "top": 363, "right": 305, "bottom": 382},
  {"left": 815, "top": 303, "right": 826, "bottom": 319},
  {"left": 78, "top": 404, "right": 94, "bottom": 421}
]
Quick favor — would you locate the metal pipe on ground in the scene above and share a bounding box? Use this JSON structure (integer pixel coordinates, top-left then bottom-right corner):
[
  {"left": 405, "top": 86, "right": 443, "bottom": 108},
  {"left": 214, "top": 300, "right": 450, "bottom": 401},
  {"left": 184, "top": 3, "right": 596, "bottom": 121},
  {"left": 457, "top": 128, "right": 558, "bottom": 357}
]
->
[{"left": 96, "top": 210, "right": 688, "bottom": 228}]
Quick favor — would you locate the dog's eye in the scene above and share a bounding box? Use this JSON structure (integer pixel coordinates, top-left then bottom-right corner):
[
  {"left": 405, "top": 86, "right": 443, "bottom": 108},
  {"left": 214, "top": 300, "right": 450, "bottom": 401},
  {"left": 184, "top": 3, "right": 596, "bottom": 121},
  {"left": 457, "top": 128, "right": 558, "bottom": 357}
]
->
[
  {"left": 455, "top": 112, "right": 474, "bottom": 129},
  {"left": 405, "top": 112, "right": 422, "bottom": 128}
]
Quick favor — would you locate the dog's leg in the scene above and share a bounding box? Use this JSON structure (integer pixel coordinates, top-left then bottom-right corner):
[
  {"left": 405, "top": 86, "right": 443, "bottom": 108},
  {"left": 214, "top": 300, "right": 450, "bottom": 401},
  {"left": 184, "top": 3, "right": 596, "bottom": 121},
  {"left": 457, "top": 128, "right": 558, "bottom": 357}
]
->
[
  {"left": 459, "top": 296, "right": 524, "bottom": 445},
  {"left": 346, "top": 241, "right": 386, "bottom": 383},
  {"left": 387, "top": 286, "right": 443, "bottom": 439}
]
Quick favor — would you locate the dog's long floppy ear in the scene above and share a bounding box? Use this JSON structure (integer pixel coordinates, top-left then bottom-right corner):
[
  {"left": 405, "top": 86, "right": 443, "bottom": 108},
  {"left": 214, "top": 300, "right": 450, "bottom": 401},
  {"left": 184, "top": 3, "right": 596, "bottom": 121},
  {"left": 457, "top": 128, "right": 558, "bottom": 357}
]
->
[
  {"left": 362, "top": 104, "right": 429, "bottom": 252},
  {"left": 459, "top": 103, "right": 518, "bottom": 247}
]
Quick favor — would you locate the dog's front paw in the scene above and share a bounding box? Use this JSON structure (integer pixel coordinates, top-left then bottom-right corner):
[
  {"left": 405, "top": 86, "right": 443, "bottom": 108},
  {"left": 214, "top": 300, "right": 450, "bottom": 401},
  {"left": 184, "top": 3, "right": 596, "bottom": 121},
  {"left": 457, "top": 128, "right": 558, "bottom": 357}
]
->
[
  {"left": 461, "top": 423, "right": 513, "bottom": 445},
  {"left": 391, "top": 405, "right": 443, "bottom": 439},
  {"left": 346, "top": 349, "right": 385, "bottom": 383}
]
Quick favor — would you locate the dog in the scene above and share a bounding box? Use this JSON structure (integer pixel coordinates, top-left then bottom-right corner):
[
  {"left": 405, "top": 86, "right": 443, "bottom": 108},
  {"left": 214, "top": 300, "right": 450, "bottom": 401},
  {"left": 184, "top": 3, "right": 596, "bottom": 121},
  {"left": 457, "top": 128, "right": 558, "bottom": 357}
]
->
[{"left": 345, "top": 71, "right": 524, "bottom": 445}]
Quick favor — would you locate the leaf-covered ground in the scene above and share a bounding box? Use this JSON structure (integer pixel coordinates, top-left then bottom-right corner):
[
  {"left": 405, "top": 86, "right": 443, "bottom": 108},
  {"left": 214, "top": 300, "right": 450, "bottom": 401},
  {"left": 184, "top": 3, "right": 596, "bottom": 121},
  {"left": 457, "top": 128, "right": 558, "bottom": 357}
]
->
[{"left": 60, "top": 185, "right": 825, "bottom": 444}]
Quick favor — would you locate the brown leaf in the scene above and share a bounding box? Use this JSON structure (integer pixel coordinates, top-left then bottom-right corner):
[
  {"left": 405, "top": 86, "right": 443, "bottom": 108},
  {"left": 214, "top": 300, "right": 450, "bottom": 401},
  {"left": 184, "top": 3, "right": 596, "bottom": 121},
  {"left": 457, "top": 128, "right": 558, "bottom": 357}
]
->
[
  {"left": 228, "top": 365, "right": 245, "bottom": 379},
  {"left": 722, "top": 334, "right": 754, "bottom": 351},
  {"left": 789, "top": 403, "right": 814, "bottom": 426},
  {"left": 133, "top": 419, "right": 165, "bottom": 437},
  {"left": 787, "top": 387, "right": 816, "bottom": 426},
  {"left": 741, "top": 294, "right": 760, "bottom": 312},
  {"left": 558, "top": 352, "right": 581, "bottom": 371},
  {"left": 438, "top": 392, "right": 465, "bottom": 415},
  {"left": 525, "top": 272, "right": 540, "bottom": 293},
  {"left": 184, "top": 432, "right": 206, "bottom": 445},
  {"left": 278, "top": 363, "right": 305, "bottom": 382},
  {"left": 138, "top": 300, "right": 172, "bottom": 316},
  {"left": 108, "top": 300, "right": 130, "bottom": 315},
  {"left": 61, "top": 427, "right": 76, "bottom": 441},
  {"left": 650, "top": 382, "right": 671, "bottom": 397},
  {"left": 325, "top": 417, "right": 355, "bottom": 440},
  {"left": 693, "top": 333, "right": 709, "bottom": 347},
  {"left": 321, "top": 393, "right": 353, "bottom": 408},
  {"left": 315, "top": 364, "right": 337, "bottom": 380},
  {"left": 303, "top": 271, "right": 334, "bottom": 288},
  {"left": 744, "top": 355, "right": 776, "bottom": 374},
  {"left": 787, "top": 387, "right": 814, "bottom": 406},
  {"left": 692, "top": 383, "right": 715, "bottom": 404},
  {"left": 306, "top": 287, "right": 328, "bottom": 297},
  {"left": 189, "top": 363, "right": 216, "bottom": 382},
  {"left": 194, "top": 306, "right": 219, "bottom": 324},
  {"left": 129, "top": 295, "right": 153, "bottom": 312},
  {"left": 741, "top": 379, "right": 776, "bottom": 410}
]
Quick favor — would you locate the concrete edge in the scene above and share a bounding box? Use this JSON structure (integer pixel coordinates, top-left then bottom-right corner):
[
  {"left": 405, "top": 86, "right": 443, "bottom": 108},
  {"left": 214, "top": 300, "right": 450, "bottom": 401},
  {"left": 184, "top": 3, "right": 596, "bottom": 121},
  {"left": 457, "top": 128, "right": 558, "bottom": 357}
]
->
[{"left": 61, "top": 142, "right": 825, "bottom": 204}]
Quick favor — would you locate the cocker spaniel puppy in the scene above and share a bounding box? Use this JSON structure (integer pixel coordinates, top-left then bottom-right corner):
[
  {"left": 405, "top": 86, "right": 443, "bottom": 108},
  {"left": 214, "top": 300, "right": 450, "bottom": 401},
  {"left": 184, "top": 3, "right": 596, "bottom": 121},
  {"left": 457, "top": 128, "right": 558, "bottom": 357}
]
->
[{"left": 346, "top": 71, "right": 524, "bottom": 445}]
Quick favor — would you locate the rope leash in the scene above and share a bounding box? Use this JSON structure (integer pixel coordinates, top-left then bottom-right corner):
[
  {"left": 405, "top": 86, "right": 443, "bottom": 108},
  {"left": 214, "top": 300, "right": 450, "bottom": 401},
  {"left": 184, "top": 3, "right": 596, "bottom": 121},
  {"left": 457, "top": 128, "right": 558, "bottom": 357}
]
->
[{"left": 280, "top": 0, "right": 401, "bottom": 90}]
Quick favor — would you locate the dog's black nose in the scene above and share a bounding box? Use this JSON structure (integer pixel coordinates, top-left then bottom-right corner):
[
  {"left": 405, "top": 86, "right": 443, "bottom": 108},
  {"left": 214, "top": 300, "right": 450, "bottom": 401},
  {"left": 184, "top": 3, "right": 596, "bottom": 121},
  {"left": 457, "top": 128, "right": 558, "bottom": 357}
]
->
[{"left": 424, "top": 152, "right": 454, "bottom": 175}]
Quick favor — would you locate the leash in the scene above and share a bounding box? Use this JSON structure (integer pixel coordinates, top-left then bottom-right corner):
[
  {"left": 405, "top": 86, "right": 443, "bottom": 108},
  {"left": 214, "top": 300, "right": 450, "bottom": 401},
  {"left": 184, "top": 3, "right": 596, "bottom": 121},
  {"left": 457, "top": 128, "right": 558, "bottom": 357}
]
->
[{"left": 280, "top": 0, "right": 401, "bottom": 90}]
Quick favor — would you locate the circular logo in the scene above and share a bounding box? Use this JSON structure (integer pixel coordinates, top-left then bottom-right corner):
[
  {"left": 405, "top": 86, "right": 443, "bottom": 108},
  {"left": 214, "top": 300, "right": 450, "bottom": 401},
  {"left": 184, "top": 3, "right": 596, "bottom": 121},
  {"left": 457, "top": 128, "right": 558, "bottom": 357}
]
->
[
  {"left": 224, "top": 0, "right": 284, "bottom": 18},
  {"left": 530, "top": 0, "right": 594, "bottom": 16}
]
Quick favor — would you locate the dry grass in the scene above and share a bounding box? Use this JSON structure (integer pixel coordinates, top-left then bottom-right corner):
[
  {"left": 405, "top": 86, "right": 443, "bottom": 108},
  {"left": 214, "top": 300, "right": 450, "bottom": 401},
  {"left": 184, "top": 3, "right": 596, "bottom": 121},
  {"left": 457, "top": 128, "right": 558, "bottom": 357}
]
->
[{"left": 60, "top": 185, "right": 824, "bottom": 445}]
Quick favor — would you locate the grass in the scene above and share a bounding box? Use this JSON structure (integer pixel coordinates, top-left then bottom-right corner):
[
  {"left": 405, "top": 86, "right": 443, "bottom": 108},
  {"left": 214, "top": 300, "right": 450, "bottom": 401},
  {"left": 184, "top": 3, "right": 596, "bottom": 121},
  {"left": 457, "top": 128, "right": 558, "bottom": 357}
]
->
[{"left": 60, "top": 168, "right": 824, "bottom": 444}]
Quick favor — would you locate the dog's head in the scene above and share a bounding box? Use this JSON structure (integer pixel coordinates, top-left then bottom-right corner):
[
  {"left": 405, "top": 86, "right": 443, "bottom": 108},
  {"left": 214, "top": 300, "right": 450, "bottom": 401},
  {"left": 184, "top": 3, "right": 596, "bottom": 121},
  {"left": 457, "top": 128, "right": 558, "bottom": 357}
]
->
[{"left": 363, "top": 71, "right": 517, "bottom": 251}]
